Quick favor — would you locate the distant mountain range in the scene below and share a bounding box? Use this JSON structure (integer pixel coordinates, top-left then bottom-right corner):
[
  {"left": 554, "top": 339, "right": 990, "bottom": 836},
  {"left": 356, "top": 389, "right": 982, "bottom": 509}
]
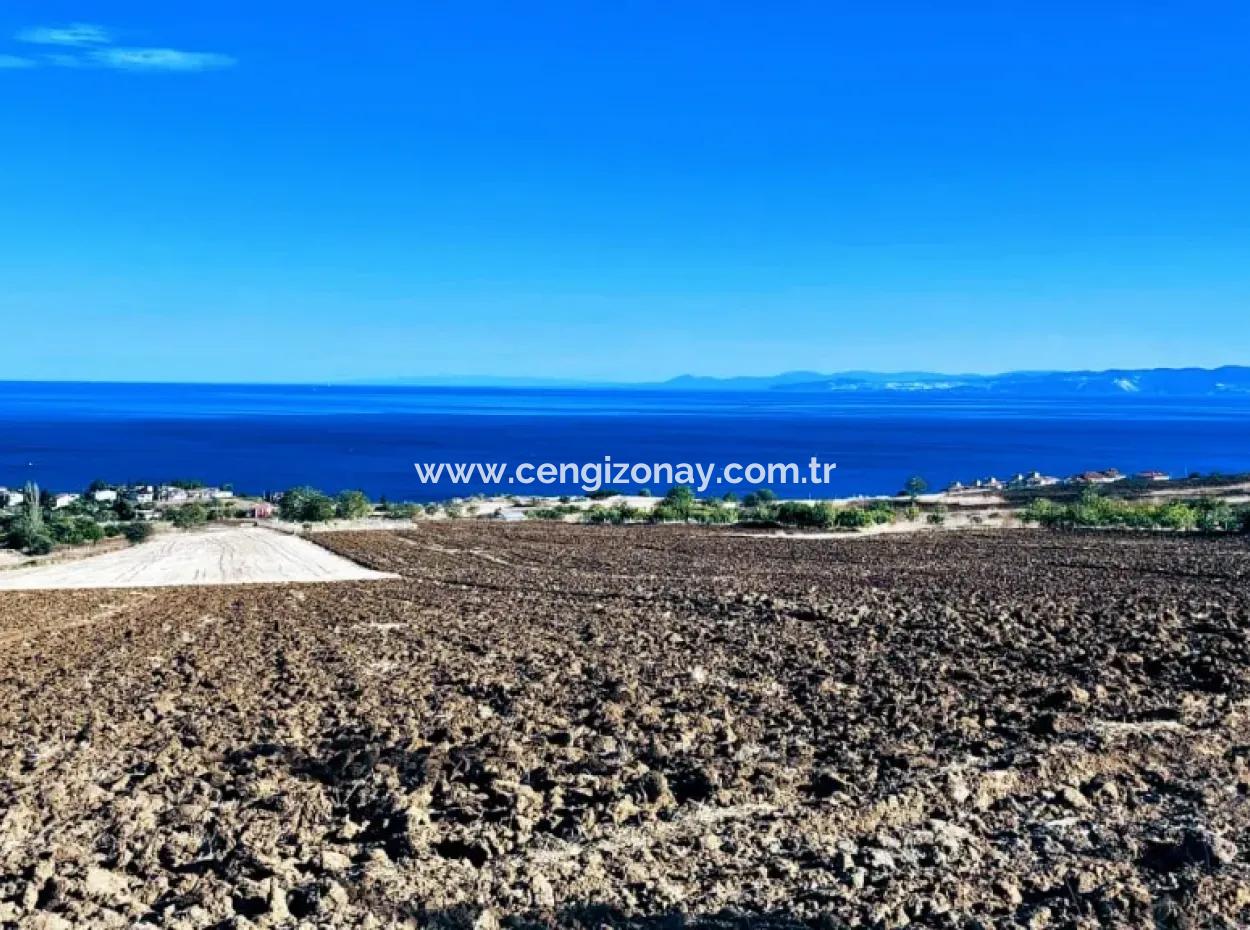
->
[
  {"left": 354, "top": 366, "right": 1250, "bottom": 396},
  {"left": 658, "top": 366, "right": 1250, "bottom": 396}
]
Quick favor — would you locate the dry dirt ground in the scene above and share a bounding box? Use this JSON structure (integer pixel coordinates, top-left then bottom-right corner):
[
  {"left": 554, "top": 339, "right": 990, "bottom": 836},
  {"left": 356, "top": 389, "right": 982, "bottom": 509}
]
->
[
  {"left": 0, "top": 527, "right": 397, "bottom": 590},
  {"left": 0, "top": 525, "right": 1247, "bottom": 929}
]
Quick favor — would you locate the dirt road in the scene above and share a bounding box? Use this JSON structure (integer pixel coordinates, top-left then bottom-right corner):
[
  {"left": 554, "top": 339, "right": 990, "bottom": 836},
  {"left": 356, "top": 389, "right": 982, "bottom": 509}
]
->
[{"left": 0, "top": 526, "right": 396, "bottom": 590}]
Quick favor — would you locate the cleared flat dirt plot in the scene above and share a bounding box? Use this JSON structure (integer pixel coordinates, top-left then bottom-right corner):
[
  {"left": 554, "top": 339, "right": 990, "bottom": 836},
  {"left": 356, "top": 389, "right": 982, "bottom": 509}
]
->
[
  {"left": 0, "top": 525, "right": 1247, "bottom": 928},
  {"left": 0, "top": 526, "right": 396, "bottom": 590}
]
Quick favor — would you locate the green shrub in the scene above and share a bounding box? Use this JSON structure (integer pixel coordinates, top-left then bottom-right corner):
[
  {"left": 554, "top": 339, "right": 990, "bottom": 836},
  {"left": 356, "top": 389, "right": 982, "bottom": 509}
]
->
[
  {"left": 863, "top": 501, "right": 896, "bottom": 523},
  {"left": 1194, "top": 499, "right": 1239, "bottom": 532},
  {"left": 738, "top": 502, "right": 779, "bottom": 524},
  {"left": 169, "top": 503, "right": 209, "bottom": 529},
  {"left": 528, "top": 504, "right": 582, "bottom": 521},
  {"left": 382, "top": 502, "right": 421, "bottom": 520},
  {"left": 775, "top": 501, "right": 837, "bottom": 529},
  {"left": 833, "top": 502, "right": 896, "bottom": 529},
  {"left": 44, "top": 515, "right": 106, "bottom": 545},
  {"left": 584, "top": 503, "right": 643, "bottom": 524},
  {"left": 650, "top": 500, "right": 699, "bottom": 523},
  {"left": 1156, "top": 502, "right": 1197, "bottom": 531},
  {"left": 123, "top": 522, "right": 155, "bottom": 543},
  {"left": 6, "top": 518, "right": 53, "bottom": 554},
  {"left": 689, "top": 502, "right": 735, "bottom": 525},
  {"left": 76, "top": 518, "right": 105, "bottom": 544},
  {"left": 833, "top": 508, "right": 874, "bottom": 529}
]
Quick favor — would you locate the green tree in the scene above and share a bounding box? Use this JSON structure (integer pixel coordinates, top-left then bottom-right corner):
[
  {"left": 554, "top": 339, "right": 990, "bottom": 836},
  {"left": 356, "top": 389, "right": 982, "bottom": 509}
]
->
[
  {"left": 335, "top": 489, "right": 373, "bottom": 520},
  {"left": 278, "top": 486, "right": 314, "bottom": 521},
  {"left": 661, "top": 485, "right": 696, "bottom": 519},
  {"left": 1020, "top": 499, "right": 1062, "bottom": 526},
  {"left": 23, "top": 482, "right": 44, "bottom": 534},
  {"left": 304, "top": 496, "right": 336, "bottom": 522},
  {"left": 1156, "top": 502, "right": 1197, "bottom": 531},
  {"left": 742, "top": 488, "right": 777, "bottom": 507},
  {"left": 903, "top": 475, "right": 928, "bottom": 499},
  {"left": 278, "top": 486, "right": 336, "bottom": 522},
  {"left": 4, "top": 483, "right": 53, "bottom": 553},
  {"left": 1195, "top": 499, "right": 1238, "bottom": 532},
  {"left": 75, "top": 517, "right": 105, "bottom": 544},
  {"left": 22, "top": 532, "right": 53, "bottom": 555}
]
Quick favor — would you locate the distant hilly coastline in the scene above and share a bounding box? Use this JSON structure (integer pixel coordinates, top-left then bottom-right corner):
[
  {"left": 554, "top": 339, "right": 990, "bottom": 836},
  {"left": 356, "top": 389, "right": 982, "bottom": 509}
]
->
[
  {"left": 364, "top": 366, "right": 1250, "bottom": 397},
  {"left": 659, "top": 366, "right": 1250, "bottom": 396}
]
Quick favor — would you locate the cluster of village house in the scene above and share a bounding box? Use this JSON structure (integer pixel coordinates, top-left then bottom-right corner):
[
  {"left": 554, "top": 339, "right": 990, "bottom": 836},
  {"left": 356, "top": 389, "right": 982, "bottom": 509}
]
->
[
  {"left": 947, "top": 468, "right": 1170, "bottom": 493},
  {"left": 0, "top": 484, "right": 275, "bottom": 518}
]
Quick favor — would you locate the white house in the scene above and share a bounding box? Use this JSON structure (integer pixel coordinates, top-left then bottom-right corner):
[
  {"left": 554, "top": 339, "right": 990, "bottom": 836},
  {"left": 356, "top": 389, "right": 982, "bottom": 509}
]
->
[
  {"left": 127, "top": 486, "right": 156, "bottom": 504},
  {"left": 53, "top": 493, "right": 80, "bottom": 509},
  {"left": 92, "top": 489, "right": 119, "bottom": 503},
  {"left": 0, "top": 488, "right": 21, "bottom": 508},
  {"left": 179, "top": 487, "right": 233, "bottom": 502},
  {"left": 1024, "top": 471, "right": 1061, "bottom": 488}
]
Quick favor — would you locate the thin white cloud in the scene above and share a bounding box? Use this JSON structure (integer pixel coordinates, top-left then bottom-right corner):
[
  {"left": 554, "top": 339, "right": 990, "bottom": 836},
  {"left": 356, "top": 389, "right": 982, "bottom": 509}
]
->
[
  {"left": 89, "top": 47, "right": 236, "bottom": 72},
  {"left": 5, "top": 23, "right": 236, "bottom": 73},
  {"left": 16, "top": 22, "right": 110, "bottom": 46}
]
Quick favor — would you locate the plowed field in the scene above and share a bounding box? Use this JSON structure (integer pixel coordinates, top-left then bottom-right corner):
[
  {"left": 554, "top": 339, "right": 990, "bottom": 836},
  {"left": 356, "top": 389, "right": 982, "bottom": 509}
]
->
[{"left": 1, "top": 525, "right": 1247, "bottom": 928}]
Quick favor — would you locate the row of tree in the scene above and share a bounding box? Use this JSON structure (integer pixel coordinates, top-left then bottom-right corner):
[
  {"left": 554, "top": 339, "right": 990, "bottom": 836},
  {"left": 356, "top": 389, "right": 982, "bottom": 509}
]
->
[
  {"left": 277, "top": 487, "right": 374, "bottom": 523},
  {"left": 1020, "top": 490, "right": 1248, "bottom": 532},
  {"left": 2, "top": 482, "right": 161, "bottom": 554},
  {"left": 521, "top": 486, "right": 921, "bottom": 530}
]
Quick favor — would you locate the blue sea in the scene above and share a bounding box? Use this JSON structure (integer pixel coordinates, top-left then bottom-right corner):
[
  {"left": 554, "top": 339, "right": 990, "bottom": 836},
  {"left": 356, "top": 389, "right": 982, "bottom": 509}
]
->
[{"left": 1, "top": 381, "right": 1248, "bottom": 501}]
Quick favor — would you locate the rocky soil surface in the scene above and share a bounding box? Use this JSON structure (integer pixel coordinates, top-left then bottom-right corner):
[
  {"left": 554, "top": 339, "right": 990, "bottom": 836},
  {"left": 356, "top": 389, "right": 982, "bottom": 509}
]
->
[{"left": 0, "top": 526, "right": 1247, "bottom": 928}]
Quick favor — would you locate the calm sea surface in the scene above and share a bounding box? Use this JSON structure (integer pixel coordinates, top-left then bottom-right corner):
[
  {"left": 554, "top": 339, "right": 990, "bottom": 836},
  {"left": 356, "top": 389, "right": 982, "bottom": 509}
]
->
[{"left": 1, "top": 382, "right": 1248, "bottom": 500}]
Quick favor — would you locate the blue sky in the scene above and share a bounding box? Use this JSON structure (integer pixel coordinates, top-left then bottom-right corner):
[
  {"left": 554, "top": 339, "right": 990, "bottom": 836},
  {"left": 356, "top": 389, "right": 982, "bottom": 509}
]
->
[{"left": 2, "top": 2, "right": 1248, "bottom": 383}]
